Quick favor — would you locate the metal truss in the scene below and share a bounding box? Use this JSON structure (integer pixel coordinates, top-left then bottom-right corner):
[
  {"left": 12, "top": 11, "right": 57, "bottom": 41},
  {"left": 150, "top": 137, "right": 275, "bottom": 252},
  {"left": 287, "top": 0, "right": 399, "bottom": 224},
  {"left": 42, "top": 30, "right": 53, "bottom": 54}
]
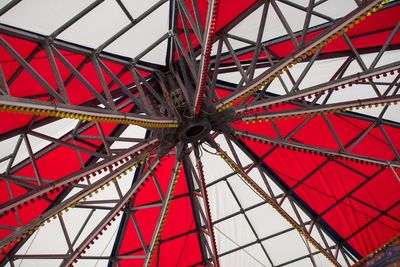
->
[
  {"left": 205, "top": 134, "right": 359, "bottom": 266},
  {"left": 183, "top": 146, "right": 220, "bottom": 266},
  {"left": 0, "top": 0, "right": 399, "bottom": 266}
]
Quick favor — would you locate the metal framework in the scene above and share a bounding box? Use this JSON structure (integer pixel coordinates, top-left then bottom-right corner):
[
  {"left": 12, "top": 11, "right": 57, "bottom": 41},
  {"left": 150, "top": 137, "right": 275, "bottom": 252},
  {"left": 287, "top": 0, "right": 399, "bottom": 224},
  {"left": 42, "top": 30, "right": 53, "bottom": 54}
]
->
[{"left": 0, "top": 0, "right": 399, "bottom": 266}]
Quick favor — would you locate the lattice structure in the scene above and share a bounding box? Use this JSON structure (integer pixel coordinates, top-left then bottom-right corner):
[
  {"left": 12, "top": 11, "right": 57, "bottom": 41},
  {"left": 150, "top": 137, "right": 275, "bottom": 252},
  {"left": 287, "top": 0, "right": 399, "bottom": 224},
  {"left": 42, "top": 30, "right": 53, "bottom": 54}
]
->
[{"left": 0, "top": 0, "right": 399, "bottom": 266}]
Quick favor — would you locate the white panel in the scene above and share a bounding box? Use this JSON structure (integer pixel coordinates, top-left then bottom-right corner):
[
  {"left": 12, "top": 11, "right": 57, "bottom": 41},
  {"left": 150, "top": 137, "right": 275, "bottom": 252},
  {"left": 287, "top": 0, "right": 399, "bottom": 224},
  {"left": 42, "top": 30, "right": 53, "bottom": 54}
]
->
[
  {"left": 76, "top": 259, "right": 109, "bottom": 267},
  {"left": 0, "top": 0, "right": 94, "bottom": 35},
  {"left": 297, "top": 57, "right": 347, "bottom": 89},
  {"left": 308, "top": 51, "right": 400, "bottom": 122},
  {"left": 140, "top": 38, "right": 168, "bottom": 65},
  {"left": 211, "top": 39, "right": 230, "bottom": 56},
  {"left": 84, "top": 176, "right": 121, "bottom": 203},
  {"left": 0, "top": 135, "right": 20, "bottom": 172},
  {"left": 201, "top": 152, "right": 234, "bottom": 184},
  {"left": 61, "top": 207, "right": 97, "bottom": 243},
  {"left": 246, "top": 203, "right": 292, "bottom": 237},
  {"left": 17, "top": 221, "right": 69, "bottom": 254},
  {"left": 59, "top": 0, "right": 130, "bottom": 48},
  {"left": 220, "top": 244, "right": 270, "bottom": 267},
  {"left": 369, "top": 50, "right": 400, "bottom": 68},
  {"left": 229, "top": 5, "right": 263, "bottom": 42},
  {"left": 314, "top": 0, "right": 357, "bottom": 20},
  {"left": 284, "top": 257, "right": 313, "bottom": 267},
  {"left": 324, "top": 84, "right": 379, "bottom": 103},
  {"left": 115, "top": 172, "right": 135, "bottom": 196},
  {"left": 207, "top": 181, "right": 240, "bottom": 220},
  {"left": 280, "top": 198, "right": 310, "bottom": 224},
  {"left": 105, "top": 2, "right": 169, "bottom": 62},
  {"left": 229, "top": 2, "right": 325, "bottom": 50},
  {"left": 262, "top": 229, "right": 310, "bottom": 265},
  {"left": 337, "top": 250, "right": 353, "bottom": 266},
  {"left": 217, "top": 71, "right": 243, "bottom": 85},
  {"left": 120, "top": 0, "right": 160, "bottom": 19},
  {"left": 214, "top": 214, "right": 256, "bottom": 254},
  {"left": 382, "top": 104, "right": 400, "bottom": 123},
  {"left": 83, "top": 215, "right": 121, "bottom": 257},
  {"left": 35, "top": 119, "right": 77, "bottom": 138},
  {"left": 228, "top": 175, "right": 263, "bottom": 209},
  {"left": 71, "top": 209, "right": 109, "bottom": 249},
  {"left": 274, "top": 1, "right": 325, "bottom": 37}
]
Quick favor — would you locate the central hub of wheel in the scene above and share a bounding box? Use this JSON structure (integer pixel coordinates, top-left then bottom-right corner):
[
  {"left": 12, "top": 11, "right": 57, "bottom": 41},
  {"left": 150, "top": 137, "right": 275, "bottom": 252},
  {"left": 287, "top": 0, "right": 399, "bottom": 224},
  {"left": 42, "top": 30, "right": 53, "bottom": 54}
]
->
[{"left": 180, "top": 119, "right": 211, "bottom": 143}]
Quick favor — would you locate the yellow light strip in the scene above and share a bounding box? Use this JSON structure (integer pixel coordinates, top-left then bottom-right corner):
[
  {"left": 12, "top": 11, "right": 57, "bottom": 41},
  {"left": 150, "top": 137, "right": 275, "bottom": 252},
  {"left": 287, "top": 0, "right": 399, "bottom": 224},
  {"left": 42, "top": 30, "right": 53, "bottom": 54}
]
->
[
  {"left": 0, "top": 104, "right": 178, "bottom": 128},
  {"left": 239, "top": 98, "right": 399, "bottom": 124}
]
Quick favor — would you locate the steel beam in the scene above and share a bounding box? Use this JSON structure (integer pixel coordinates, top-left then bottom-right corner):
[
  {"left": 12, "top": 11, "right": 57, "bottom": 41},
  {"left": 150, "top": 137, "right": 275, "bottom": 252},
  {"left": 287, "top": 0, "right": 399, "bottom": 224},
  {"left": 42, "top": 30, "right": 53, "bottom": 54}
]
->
[
  {"left": 237, "top": 95, "right": 400, "bottom": 122},
  {"left": 0, "top": 95, "right": 177, "bottom": 127}
]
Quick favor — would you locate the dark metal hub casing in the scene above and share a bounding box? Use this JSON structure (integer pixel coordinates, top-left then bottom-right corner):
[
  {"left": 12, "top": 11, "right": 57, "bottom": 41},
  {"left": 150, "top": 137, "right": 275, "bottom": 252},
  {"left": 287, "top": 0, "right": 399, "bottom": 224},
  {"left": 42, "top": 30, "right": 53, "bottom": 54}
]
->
[{"left": 180, "top": 119, "right": 211, "bottom": 143}]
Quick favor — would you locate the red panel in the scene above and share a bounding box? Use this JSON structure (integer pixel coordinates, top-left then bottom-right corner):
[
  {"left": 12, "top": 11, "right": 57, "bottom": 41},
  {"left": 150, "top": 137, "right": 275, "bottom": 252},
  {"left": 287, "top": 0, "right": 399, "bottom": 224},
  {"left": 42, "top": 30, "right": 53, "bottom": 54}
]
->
[
  {"left": 290, "top": 115, "right": 340, "bottom": 150},
  {"left": 0, "top": 111, "right": 34, "bottom": 135},
  {"left": 348, "top": 216, "right": 400, "bottom": 257},
  {"left": 118, "top": 217, "right": 145, "bottom": 256},
  {"left": 323, "top": 198, "right": 379, "bottom": 240},
  {"left": 176, "top": 0, "right": 257, "bottom": 57},
  {"left": 178, "top": 0, "right": 256, "bottom": 34},
  {"left": 351, "top": 126, "right": 396, "bottom": 161},
  {"left": 161, "top": 197, "right": 195, "bottom": 241},
  {"left": 352, "top": 168, "right": 399, "bottom": 211},
  {"left": 156, "top": 233, "right": 202, "bottom": 266},
  {"left": 0, "top": 34, "right": 37, "bottom": 80},
  {"left": 234, "top": 120, "right": 279, "bottom": 138},
  {"left": 117, "top": 154, "right": 203, "bottom": 266},
  {"left": 216, "top": 0, "right": 257, "bottom": 31},
  {"left": 294, "top": 161, "right": 365, "bottom": 213}
]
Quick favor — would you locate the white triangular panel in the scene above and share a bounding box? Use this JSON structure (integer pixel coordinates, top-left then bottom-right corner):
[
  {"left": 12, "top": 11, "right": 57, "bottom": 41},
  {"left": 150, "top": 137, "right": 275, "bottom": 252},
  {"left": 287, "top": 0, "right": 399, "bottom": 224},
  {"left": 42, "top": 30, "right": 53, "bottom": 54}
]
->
[
  {"left": 59, "top": 0, "right": 130, "bottom": 48},
  {"left": 314, "top": 0, "right": 357, "bottom": 20},
  {"left": 0, "top": 0, "right": 94, "bottom": 35},
  {"left": 105, "top": 1, "right": 169, "bottom": 62}
]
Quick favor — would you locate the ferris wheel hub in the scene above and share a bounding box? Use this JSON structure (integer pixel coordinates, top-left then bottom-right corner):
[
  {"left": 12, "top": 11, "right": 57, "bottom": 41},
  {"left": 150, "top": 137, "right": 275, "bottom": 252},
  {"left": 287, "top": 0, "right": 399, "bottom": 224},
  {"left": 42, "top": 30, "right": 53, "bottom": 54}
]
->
[{"left": 179, "top": 119, "right": 211, "bottom": 143}]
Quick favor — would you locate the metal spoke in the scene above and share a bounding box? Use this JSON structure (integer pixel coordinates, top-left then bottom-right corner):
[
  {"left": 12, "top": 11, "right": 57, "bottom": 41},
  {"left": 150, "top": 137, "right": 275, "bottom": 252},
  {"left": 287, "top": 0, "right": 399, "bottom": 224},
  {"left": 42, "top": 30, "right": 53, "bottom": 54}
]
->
[{"left": 0, "top": 95, "right": 178, "bottom": 128}]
